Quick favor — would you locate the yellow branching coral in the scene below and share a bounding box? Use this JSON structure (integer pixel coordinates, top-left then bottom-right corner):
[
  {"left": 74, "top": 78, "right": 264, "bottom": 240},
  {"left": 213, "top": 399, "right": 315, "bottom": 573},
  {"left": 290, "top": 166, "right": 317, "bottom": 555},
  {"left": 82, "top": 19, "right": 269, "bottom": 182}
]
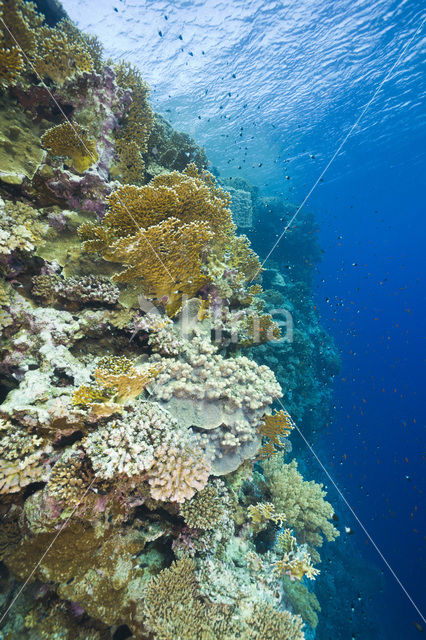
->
[
  {"left": 0, "top": 1, "right": 93, "bottom": 88},
  {"left": 0, "top": 0, "right": 43, "bottom": 59},
  {"left": 274, "top": 529, "right": 320, "bottom": 581},
  {"left": 73, "top": 356, "right": 161, "bottom": 415},
  {"left": 224, "top": 234, "right": 262, "bottom": 281},
  {"left": 247, "top": 501, "right": 286, "bottom": 531},
  {"left": 33, "top": 24, "right": 93, "bottom": 86},
  {"left": 94, "top": 356, "right": 162, "bottom": 402},
  {"left": 101, "top": 164, "right": 235, "bottom": 241},
  {"left": 262, "top": 458, "right": 339, "bottom": 558},
  {"left": 72, "top": 384, "right": 113, "bottom": 407},
  {"left": 0, "top": 45, "right": 24, "bottom": 86},
  {"left": 114, "top": 61, "right": 154, "bottom": 184},
  {"left": 41, "top": 122, "right": 98, "bottom": 173},
  {"left": 257, "top": 409, "right": 294, "bottom": 459},
  {"left": 81, "top": 216, "right": 213, "bottom": 315},
  {"left": 79, "top": 165, "right": 236, "bottom": 313}
]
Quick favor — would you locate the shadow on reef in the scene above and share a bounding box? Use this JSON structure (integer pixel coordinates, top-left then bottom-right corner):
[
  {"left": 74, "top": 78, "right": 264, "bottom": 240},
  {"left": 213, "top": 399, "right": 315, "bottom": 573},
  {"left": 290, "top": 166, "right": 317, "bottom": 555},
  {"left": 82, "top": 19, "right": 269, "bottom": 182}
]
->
[{"left": 0, "top": 2, "right": 347, "bottom": 639}]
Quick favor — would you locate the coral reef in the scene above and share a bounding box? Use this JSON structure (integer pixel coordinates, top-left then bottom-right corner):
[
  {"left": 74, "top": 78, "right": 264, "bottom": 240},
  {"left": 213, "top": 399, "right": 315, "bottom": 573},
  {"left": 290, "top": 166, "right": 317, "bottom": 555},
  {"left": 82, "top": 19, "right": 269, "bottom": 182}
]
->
[
  {"left": 41, "top": 122, "right": 98, "bottom": 173},
  {"left": 262, "top": 457, "right": 339, "bottom": 560},
  {"left": 147, "top": 113, "right": 208, "bottom": 176},
  {"left": 0, "top": 4, "right": 340, "bottom": 639},
  {"left": 112, "top": 60, "right": 154, "bottom": 185}
]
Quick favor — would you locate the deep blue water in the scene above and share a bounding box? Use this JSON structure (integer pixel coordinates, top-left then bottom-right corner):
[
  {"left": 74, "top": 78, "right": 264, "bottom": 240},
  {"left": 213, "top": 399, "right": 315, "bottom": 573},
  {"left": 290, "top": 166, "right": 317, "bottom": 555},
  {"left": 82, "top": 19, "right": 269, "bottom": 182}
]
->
[{"left": 63, "top": 0, "right": 425, "bottom": 636}]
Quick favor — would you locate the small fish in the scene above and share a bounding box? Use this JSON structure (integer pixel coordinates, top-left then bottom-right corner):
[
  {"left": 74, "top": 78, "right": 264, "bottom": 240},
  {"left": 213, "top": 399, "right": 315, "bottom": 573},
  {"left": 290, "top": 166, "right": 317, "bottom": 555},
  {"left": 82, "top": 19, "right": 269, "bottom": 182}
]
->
[
  {"left": 413, "top": 622, "right": 424, "bottom": 632},
  {"left": 345, "top": 526, "right": 354, "bottom": 535}
]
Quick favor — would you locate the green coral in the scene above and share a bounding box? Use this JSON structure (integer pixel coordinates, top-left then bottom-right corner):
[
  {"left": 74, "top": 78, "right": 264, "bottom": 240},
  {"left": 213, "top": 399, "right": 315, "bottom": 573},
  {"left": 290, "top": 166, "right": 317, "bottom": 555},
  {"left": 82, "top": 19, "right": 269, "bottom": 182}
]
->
[
  {"left": 262, "top": 458, "right": 339, "bottom": 560},
  {"left": 283, "top": 575, "right": 321, "bottom": 629}
]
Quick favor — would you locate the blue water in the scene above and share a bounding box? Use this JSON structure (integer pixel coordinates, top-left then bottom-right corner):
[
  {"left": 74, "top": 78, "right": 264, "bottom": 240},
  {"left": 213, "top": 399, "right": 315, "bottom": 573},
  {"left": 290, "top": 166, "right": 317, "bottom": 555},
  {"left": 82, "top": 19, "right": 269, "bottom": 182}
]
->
[{"left": 62, "top": 0, "right": 425, "bottom": 636}]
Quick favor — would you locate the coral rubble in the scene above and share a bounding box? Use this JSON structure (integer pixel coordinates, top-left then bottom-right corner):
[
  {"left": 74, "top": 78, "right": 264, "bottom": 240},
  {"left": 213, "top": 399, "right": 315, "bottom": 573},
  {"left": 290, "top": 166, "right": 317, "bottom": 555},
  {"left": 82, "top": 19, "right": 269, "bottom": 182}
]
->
[{"left": 0, "top": 3, "right": 340, "bottom": 639}]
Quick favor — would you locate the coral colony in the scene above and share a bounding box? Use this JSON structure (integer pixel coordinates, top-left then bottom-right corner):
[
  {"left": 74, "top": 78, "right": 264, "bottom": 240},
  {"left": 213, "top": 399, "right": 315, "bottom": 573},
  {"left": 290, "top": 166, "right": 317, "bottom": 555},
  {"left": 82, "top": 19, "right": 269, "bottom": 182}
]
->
[{"left": 0, "top": 2, "right": 339, "bottom": 638}]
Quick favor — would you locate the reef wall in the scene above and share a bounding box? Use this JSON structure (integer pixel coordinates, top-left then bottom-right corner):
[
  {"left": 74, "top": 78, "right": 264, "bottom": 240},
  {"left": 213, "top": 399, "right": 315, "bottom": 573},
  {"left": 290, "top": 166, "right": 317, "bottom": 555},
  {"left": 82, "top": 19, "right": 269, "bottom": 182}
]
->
[{"left": 0, "top": 3, "right": 339, "bottom": 639}]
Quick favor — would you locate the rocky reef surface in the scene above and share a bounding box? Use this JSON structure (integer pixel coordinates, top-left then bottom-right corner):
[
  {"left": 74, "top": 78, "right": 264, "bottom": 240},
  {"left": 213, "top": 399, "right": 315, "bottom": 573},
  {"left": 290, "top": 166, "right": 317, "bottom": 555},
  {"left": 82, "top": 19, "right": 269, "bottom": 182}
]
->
[{"left": 0, "top": 2, "right": 339, "bottom": 639}]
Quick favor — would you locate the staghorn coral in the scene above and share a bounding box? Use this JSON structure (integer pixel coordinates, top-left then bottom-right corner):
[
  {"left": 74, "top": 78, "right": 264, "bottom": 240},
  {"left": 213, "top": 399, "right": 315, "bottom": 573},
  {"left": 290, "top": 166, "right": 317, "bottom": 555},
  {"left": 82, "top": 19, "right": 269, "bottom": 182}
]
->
[
  {"left": 179, "top": 480, "right": 228, "bottom": 529},
  {"left": 41, "top": 122, "right": 98, "bottom": 173},
  {"left": 0, "top": 44, "right": 24, "bottom": 86},
  {"left": 46, "top": 449, "right": 93, "bottom": 507},
  {"left": 262, "top": 458, "right": 339, "bottom": 557},
  {"left": 149, "top": 440, "right": 211, "bottom": 503},
  {"left": 143, "top": 555, "right": 242, "bottom": 640},
  {"left": 82, "top": 399, "right": 208, "bottom": 504}
]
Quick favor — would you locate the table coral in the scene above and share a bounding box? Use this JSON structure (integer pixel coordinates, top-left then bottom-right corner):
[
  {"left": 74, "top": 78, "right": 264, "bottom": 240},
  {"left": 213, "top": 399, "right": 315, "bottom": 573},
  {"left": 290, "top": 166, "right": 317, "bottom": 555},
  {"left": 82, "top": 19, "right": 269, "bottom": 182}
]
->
[{"left": 41, "top": 122, "right": 98, "bottom": 173}]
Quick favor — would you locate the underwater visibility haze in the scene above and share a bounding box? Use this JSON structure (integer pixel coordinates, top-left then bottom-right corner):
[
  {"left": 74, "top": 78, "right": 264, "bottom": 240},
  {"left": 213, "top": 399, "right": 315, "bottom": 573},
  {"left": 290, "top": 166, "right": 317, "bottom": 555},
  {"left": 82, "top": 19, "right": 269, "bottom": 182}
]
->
[{"left": 0, "top": 0, "right": 424, "bottom": 639}]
